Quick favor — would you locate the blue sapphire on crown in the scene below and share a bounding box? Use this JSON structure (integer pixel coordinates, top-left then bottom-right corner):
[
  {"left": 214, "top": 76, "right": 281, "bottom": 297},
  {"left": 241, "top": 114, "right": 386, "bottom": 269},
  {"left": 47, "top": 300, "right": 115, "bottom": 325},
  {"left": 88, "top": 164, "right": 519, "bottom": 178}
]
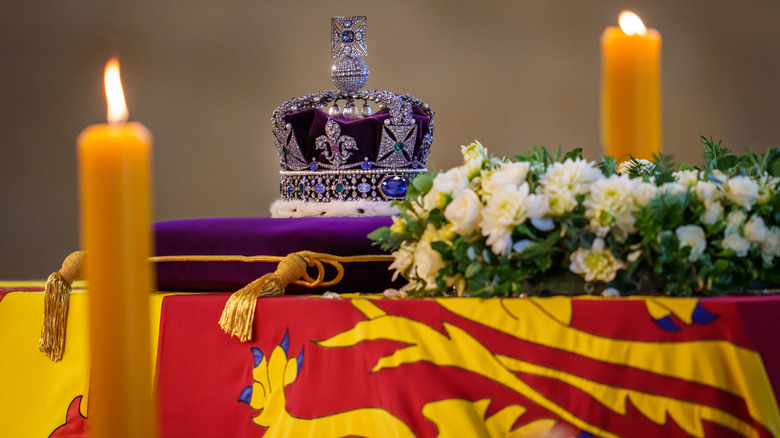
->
[{"left": 379, "top": 175, "right": 409, "bottom": 200}]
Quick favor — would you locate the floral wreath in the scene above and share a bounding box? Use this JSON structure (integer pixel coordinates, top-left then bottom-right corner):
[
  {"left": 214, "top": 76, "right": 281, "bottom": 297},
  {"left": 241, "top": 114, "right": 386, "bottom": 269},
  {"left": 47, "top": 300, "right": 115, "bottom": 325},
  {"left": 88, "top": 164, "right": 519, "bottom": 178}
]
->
[{"left": 370, "top": 138, "right": 780, "bottom": 298}]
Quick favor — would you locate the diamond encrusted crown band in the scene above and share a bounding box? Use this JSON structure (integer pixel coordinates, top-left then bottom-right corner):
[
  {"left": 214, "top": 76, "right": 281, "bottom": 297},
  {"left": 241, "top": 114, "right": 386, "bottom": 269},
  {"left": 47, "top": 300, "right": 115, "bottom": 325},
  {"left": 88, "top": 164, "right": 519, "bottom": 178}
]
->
[{"left": 271, "top": 16, "right": 434, "bottom": 205}]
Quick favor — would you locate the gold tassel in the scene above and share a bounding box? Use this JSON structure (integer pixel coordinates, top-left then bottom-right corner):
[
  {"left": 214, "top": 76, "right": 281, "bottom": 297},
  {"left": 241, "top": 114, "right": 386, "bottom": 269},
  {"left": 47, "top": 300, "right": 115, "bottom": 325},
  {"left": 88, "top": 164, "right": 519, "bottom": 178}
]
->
[
  {"left": 38, "top": 251, "right": 84, "bottom": 361},
  {"left": 218, "top": 251, "right": 346, "bottom": 342},
  {"left": 36, "top": 249, "right": 380, "bottom": 354}
]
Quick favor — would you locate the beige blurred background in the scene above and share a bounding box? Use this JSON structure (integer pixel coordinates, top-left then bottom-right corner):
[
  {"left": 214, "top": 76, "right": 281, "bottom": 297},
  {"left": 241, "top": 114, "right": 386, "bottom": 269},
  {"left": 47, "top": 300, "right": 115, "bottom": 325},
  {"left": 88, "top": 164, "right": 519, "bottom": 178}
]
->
[{"left": 1, "top": 1, "right": 778, "bottom": 279}]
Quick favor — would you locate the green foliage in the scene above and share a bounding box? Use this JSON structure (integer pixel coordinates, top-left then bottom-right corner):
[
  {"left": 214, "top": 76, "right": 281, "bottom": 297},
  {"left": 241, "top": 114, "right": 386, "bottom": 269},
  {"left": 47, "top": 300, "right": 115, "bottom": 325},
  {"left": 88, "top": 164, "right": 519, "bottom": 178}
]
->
[
  {"left": 701, "top": 136, "right": 737, "bottom": 172},
  {"left": 599, "top": 155, "right": 617, "bottom": 177},
  {"left": 406, "top": 171, "right": 434, "bottom": 200},
  {"left": 650, "top": 152, "right": 677, "bottom": 185},
  {"left": 678, "top": 162, "right": 697, "bottom": 172}
]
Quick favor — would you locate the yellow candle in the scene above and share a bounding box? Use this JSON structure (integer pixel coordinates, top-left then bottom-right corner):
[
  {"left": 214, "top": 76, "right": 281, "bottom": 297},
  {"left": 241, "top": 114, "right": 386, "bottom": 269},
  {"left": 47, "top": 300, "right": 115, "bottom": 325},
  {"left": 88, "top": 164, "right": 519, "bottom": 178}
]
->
[
  {"left": 600, "top": 10, "right": 662, "bottom": 160},
  {"left": 78, "top": 58, "right": 158, "bottom": 438}
]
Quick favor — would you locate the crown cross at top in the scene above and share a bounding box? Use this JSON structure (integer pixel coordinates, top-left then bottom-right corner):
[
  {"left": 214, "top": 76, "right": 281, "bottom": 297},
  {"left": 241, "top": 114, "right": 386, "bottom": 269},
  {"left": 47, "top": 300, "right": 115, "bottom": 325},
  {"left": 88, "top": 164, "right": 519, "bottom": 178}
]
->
[
  {"left": 330, "top": 17, "right": 369, "bottom": 92},
  {"left": 332, "top": 16, "right": 367, "bottom": 58}
]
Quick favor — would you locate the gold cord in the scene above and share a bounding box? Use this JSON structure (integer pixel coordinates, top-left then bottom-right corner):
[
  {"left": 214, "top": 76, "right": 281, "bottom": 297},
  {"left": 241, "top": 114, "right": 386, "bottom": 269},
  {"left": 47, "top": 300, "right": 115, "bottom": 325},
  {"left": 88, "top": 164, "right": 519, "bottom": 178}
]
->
[
  {"left": 150, "top": 254, "right": 392, "bottom": 263},
  {"left": 39, "top": 250, "right": 393, "bottom": 358},
  {"left": 217, "top": 250, "right": 380, "bottom": 341}
]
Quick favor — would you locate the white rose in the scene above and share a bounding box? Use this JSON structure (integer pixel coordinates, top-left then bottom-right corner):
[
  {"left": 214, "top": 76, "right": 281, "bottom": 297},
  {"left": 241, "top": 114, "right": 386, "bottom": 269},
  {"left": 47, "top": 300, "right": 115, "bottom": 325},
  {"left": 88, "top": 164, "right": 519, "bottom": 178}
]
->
[
  {"left": 460, "top": 141, "right": 486, "bottom": 163},
  {"left": 460, "top": 142, "right": 487, "bottom": 178},
  {"left": 462, "top": 156, "right": 485, "bottom": 179},
  {"left": 659, "top": 182, "right": 686, "bottom": 195},
  {"left": 695, "top": 181, "right": 722, "bottom": 204},
  {"left": 724, "top": 176, "right": 760, "bottom": 210},
  {"left": 568, "top": 238, "right": 625, "bottom": 283},
  {"left": 584, "top": 174, "right": 637, "bottom": 240},
  {"left": 423, "top": 167, "right": 469, "bottom": 210},
  {"left": 480, "top": 183, "right": 545, "bottom": 256},
  {"left": 726, "top": 209, "right": 747, "bottom": 225},
  {"left": 482, "top": 161, "right": 530, "bottom": 194},
  {"left": 673, "top": 169, "right": 699, "bottom": 186},
  {"left": 676, "top": 225, "right": 707, "bottom": 261},
  {"left": 546, "top": 159, "right": 603, "bottom": 194},
  {"left": 537, "top": 158, "right": 602, "bottom": 215},
  {"left": 444, "top": 188, "right": 482, "bottom": 235},
  {"left": 632, "top": 181, "right": 657, "bottom": 207},
  {"left": 412, "top": 240, "right": 445, "bottom": 289},
  {"left": 544, "top": 187, "right": 578, "bottom": 217},
  {"left": 701, "top": 201, "right": 724, "bottom": 225},
  {"left": 761, "top": 227, "right": 780, "bottom": 264},
  {"left": 388, "top": 242, "right": 415, "bottom": 281},
  {"left": 744, "top": 216, "right": 768, "bottom": 244},
  {"left": 526, "top": 193, "right": 549, "bottom": 220},
  {"left": 725, "top": 209, "right": 747, "bottom": 237},
  {"left": 448, "top": 167, "right": 473, "bottom": 196},
  {"left": 722, "top": 234, "right": 750, "bottom": 257}
]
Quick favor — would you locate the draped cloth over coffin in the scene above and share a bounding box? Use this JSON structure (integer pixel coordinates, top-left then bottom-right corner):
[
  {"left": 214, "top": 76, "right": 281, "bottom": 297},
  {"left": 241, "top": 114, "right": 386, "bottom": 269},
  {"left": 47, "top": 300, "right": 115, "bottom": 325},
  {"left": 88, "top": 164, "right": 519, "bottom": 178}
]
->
[{"left": 2, "top": 283, "right": 780, "bottom": 437}]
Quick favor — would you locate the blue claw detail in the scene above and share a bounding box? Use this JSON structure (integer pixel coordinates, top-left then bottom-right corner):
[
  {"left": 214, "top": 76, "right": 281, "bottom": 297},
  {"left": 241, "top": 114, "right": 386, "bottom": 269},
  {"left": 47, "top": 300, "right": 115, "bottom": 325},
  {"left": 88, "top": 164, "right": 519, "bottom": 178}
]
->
[
  {"left": 281, "top": 330, "right": 290, "bottom": 355},
  {"left": 691, "top": 302, "right": 719, "bottom": 324},
  {"left": 654, "top": 315, "right": 681, "bottom": 331},
  {"left": 238, "top": 385, "right": 253, "bottom": 404},
  {"left": 577, "top": 432, "right": 594, "bottom": 438},
  {"left": 251, "top": 347, "right": 264, "bottom": 367},
  {"left": 297, "top": 345, "right": 305, "bottom": 375}
]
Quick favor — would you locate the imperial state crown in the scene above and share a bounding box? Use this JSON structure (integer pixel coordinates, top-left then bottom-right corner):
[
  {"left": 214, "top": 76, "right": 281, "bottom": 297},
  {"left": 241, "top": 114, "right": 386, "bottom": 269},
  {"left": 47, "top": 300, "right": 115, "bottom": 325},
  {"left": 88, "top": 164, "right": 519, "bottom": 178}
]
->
[{"left": 270, "top": 16, "right": 435, "bottom": 217}]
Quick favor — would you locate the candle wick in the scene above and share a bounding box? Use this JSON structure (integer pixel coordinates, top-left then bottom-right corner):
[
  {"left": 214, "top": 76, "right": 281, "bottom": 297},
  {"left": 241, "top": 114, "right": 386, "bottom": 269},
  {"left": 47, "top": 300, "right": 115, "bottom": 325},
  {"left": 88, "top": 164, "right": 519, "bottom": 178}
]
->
[{"left": 108, "top": 114, "right": 129, "bottom": 126}]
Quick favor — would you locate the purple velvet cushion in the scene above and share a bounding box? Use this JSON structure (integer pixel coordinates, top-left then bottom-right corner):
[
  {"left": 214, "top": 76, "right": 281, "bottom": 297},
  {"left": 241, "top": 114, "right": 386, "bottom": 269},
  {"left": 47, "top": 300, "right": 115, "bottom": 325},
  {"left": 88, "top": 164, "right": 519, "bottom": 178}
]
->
[{"left": 154, "top": 217, "right": 401, "bottom": 293}]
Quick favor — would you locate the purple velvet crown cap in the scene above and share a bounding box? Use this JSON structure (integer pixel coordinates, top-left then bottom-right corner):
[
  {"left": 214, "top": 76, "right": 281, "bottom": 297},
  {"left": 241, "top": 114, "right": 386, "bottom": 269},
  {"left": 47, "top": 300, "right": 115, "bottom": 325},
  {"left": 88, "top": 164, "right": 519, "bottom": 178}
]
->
[{"left": 285, "top": 106, "right": 431, "bottom": 168}]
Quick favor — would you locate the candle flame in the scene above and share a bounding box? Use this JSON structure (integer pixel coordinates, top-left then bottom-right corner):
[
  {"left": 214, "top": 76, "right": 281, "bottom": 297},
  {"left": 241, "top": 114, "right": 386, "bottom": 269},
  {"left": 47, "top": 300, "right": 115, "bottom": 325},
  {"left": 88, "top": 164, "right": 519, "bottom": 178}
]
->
[
  {"left": 104, "top": 58, "right": 128, "bottom": 124},
  {"left": 619, "top": 11, "right": 647, "bottom": 35}
]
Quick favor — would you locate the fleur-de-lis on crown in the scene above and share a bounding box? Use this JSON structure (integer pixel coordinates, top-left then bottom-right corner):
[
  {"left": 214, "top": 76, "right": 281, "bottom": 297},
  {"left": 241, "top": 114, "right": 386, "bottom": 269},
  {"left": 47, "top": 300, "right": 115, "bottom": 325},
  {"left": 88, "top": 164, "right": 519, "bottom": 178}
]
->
[{"left": 315, "top": 119, "right": 358, "bottom": 168}]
